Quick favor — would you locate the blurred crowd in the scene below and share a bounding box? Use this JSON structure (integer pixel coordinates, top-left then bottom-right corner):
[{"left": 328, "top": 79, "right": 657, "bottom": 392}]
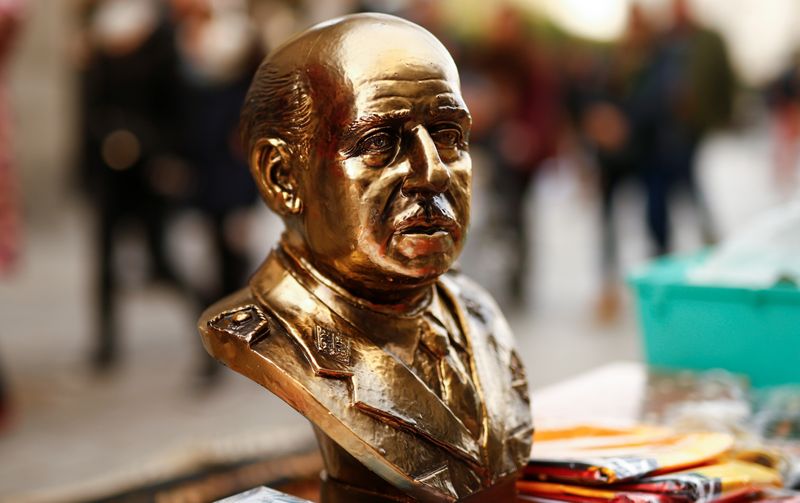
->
[
  {"left": 404, "top": 0, "right": 741, "bottom": 317},
  {"left": 2, "top": 0, "right": 800, "bottom": 422}
]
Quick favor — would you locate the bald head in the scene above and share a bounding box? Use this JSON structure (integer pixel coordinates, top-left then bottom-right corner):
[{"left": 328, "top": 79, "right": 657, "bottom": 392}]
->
[{"left": 240, "top": 13, "right": 459, "bottom": 169}]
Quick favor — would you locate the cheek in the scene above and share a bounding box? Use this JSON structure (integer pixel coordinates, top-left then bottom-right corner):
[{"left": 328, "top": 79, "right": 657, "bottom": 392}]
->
[
  {"left": 333, "top": 160, "right": 389, "bottom": 250},
  {"left": 346, "top": 161, "right": 398, "bottom": 219},
  {"left": 456, "top": 155, "right": 473, "bottom": 186},
  {"left": 450, "top": 161, "right": 473, "bottom": 212},
  {"left": 302, "top": 163, "right": 359, "bottom": 254},
  {"left": 455, "top": 169, "right": 472, "bottom": 195},
  {"left": 340, "top": 160, "right": 376, "bottom": 211}
]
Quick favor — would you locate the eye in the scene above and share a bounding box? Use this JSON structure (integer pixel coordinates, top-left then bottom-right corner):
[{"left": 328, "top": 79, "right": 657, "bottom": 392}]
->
[
  {"left": 430, "top": 128, "right": 462, "bottom": 150},
  {"left": 361, "top": 131, "right": 397, "bottom": 153},
  {"left": 357, "top": 130, "right": 399, "bottom": 167}
]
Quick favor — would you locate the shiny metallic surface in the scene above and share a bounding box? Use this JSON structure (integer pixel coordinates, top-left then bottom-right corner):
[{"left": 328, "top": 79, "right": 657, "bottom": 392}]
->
[{"left": 199, "top": 13, "right": 532, "bottom": 502}]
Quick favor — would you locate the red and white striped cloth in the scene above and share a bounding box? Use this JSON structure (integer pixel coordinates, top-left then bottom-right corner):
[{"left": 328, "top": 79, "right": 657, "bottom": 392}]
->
[{"left": 0, "top": 0, "right": 25, "bottom": 276}]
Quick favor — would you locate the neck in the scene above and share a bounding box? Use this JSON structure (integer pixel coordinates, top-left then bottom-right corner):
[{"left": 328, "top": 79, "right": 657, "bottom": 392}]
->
[{"left": 279, "top": 238, "right": 434, "bottom": 316}]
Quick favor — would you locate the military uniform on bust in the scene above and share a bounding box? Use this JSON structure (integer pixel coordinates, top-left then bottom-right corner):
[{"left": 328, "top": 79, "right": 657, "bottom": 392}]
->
[{"left": 199, "top": 244, "right": 532, "bottom": 502}]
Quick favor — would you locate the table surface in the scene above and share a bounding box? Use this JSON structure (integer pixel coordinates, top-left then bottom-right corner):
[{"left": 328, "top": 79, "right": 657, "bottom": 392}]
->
[{"left": 532, "top": 361, "right": 646, "bottom": 428}]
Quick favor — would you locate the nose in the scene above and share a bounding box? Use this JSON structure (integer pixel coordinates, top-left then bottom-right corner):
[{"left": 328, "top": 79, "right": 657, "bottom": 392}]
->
[{"left": 402, "top": 125, "right": 451, "bottom": 196}]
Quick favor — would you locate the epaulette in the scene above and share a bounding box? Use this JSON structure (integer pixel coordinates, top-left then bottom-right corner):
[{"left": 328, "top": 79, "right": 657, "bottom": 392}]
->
[{"left": 207, "top": 304, "right": 271, "bottom": 347}]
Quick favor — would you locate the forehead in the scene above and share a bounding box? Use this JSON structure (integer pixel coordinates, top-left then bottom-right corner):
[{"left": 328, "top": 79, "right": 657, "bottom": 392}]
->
[
  {"left": 335, "top": 23, "right": 459, "bottom": 81},
  {"left": 332, "top": 23, "right": 464, "bottom": 114},
  {"left": 351, "top": 74, "right": 464, "bottom": 117}
]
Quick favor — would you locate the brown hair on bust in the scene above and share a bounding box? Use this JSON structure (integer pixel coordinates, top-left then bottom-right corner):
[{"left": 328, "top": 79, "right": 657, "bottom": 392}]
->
[{"left": 240, "top": 61, "right": 314, "bottom": 170}]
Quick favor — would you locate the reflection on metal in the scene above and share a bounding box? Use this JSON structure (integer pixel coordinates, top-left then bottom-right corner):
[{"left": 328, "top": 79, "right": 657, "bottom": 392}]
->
[
  {"left": 199, "top": 13, "right": 532, "bottom": 502},
  {"left": 219, "top": 486, "right": 312, "bottom": 503}
]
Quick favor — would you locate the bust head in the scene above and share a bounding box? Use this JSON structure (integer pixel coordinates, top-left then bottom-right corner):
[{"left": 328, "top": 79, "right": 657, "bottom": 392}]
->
[{"left": 241, "top": 13, "right": 472, "bottom": 303}]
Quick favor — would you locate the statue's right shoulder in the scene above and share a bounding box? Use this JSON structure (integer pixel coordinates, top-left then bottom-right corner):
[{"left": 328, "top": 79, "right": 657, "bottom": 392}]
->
[{"left": 198, "top": 287, "right": 274, "bottom": 354}]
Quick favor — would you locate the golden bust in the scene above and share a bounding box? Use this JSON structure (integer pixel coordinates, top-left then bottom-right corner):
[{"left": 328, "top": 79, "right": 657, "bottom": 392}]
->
[{"left": 199, "top": 13, "right": 532, "bottom": 502}]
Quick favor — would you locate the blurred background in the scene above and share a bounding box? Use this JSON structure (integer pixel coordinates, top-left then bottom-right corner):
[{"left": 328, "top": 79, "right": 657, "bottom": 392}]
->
[{"left": 1, "top": 0, "right": 798, "bottom": 500}]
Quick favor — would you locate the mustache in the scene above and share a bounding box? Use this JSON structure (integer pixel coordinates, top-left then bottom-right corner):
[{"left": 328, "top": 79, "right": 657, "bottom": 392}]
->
[{"left": 392, "top": 196, "right": 458, "bottom": 234}]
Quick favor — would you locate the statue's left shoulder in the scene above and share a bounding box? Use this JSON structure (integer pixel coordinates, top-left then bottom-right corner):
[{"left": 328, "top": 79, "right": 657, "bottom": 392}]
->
[{"left": 440, "top": 269, "right": 516, "bottom": 350}]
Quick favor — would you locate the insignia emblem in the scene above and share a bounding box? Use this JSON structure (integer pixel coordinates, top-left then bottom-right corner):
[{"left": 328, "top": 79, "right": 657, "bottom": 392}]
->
[
  {"left": 314, "top": 325, "right": 351, "bottom": 365},
  {"left": 208, "top": 305, "right": 270, "bottom": 346}
]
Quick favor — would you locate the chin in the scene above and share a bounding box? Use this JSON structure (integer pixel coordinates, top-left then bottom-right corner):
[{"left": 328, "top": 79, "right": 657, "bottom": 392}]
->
[
  {"left": 383, "top": 231, "right": 461, "bottom": 278},
  {"left": 387, "top": 253, "right": 456, "bottom": 282}
]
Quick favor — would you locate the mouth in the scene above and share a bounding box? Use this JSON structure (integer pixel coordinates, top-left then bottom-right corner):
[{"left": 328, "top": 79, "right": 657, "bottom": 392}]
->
[
  {"left": 395, "top": 215, "right": 458, "bottom": 238},
  {"left": 399, "top": 224, "right": 449, "bottom": 236}
]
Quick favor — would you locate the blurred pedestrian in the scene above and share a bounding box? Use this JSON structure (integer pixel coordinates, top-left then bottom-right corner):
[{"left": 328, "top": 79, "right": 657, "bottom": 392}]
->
[
  {"left": 470, "top": 5, "right": 562, "bottom": 305},
  {"left": 637, "top": 0, "right": 735, "bottom": 255},
  {"left": 0, "top": 0, "right": 25, "bottom": 432},
  {"left": 573, "top": 5, "right": 656, "bottom": 322},
  {"left": 76, "top": 0, "right": 185, "bottom": 371},
  {"left": 172, "top": 0, "right": 261, "bottom": 379},
  {"left": 0, "top": 0, "right": 25, "bottom": 277},
  {"left": 768, "top": 51, "right": 800, "bottom": 197}
]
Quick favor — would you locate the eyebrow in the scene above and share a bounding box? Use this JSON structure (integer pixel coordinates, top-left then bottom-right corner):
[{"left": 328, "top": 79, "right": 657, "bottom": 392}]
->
[
  {"left": 341, "top": 110, "right": 412, "bottom": 145},
  {"left": 429, "top": 105, "right": 471, "bottom": 123}
]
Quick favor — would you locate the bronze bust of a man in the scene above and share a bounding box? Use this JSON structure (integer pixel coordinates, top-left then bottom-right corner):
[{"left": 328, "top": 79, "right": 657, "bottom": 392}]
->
[{"left": 199, "top": 13, "right": 532, "bottom": 502}]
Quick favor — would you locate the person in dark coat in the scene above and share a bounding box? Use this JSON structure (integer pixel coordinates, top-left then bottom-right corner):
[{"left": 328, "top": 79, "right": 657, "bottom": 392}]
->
[
  {"left": 77, "top": 0, "right": 184, "bottom": 370},
  {"left": 172, "top": 0, "right": 261, "bottom": 378},
  {"left": 635, "top": 0, "right": 735, "bottom": 255},
  {"left": 470, "top": 5, "right": 562, "bottom": 305}
]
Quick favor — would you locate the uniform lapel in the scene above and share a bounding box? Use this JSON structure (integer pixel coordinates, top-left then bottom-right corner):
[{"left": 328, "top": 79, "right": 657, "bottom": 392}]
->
[{"left": 438, "top": 274, "right": 515, "bottom": 476}]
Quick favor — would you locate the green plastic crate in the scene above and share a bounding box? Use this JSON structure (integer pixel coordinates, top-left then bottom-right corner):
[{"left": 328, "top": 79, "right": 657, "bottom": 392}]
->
[{"left": 628, "top": 253, "right": 800, "bottom": 387}]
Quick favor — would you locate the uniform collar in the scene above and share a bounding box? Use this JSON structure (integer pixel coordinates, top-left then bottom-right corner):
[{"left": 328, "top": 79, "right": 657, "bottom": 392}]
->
[{"left": 278, "top": 242, "right": 458, "bottom": 366}]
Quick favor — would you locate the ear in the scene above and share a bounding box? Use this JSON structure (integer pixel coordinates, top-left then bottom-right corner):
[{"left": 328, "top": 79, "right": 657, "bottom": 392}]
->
[{"left": 251, "top": 138, "right": 303, "bottom": 216}]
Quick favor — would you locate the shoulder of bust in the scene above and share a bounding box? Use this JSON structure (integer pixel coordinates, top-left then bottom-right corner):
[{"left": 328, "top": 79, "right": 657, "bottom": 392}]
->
[
  {"left": 198, "top": 288, "right": 275, "bottom": 353},
  {"left": 443, "top": 268, "right": 496, "bottom": 302},
  {"left": 198, "top": 279, "right": 354, "bottom": 380}
]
